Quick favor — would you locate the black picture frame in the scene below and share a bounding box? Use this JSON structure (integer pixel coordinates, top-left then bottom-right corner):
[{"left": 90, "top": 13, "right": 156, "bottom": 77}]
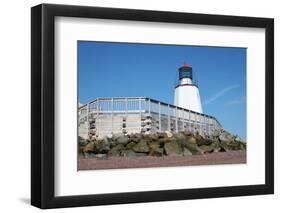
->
[{"left": 31, "top": 3, "right": 274, "bottom": 209}]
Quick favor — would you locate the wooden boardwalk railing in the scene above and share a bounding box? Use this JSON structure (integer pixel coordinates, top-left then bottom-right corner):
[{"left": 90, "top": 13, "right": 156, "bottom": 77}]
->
[{"left": 79, "top": 97, "right": 222, "bottom": 139}]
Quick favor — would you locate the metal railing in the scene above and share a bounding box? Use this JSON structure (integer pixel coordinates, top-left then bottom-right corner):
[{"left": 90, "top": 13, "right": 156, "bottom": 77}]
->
[{"left": 79, "top": 97, "right": 222, "bottom": 138}]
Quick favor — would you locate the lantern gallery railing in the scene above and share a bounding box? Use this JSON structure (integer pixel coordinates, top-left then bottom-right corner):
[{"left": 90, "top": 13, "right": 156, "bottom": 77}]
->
[{"left": 78, "top": 97, "right": 222, "bottom": 139}]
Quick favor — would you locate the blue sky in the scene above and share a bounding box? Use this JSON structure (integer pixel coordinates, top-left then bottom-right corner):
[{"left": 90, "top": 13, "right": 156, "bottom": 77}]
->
[{"left": 78, "top": 41, "right": 246, "bottom": 139}]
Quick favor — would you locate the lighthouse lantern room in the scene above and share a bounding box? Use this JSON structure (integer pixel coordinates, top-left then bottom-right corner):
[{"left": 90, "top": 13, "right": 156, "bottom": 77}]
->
[{"left": 174, "top": 63, "right": 203, "bottom": 113}]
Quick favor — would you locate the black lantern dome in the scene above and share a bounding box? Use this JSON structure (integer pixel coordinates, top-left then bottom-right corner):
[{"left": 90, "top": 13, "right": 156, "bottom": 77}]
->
[{"left": 178, "top": 63, "right": 193, "bottom": 80}]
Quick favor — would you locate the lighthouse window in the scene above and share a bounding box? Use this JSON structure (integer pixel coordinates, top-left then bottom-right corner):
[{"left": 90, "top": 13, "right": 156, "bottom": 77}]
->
[{"left": 180, "top": 70, "right": 192, "bottom": 79}]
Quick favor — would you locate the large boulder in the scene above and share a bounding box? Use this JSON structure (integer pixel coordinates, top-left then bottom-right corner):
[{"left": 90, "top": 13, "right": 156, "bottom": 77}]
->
[
  {"left": 135, "top": 152, "right": 148, "bottom": 157},
  {"left": 183, "top": 148, "right": 193, "bottom": 156},
  {"left": 182, "top": 130, "right": 193, "bottom": 136},
  {"left": 218, "top": 131, "right": 234, "bottom": 143},
  {"left": 83, "top": 141, "right": 95, "bottom": 153},
  {"left": 239, "top": 142, "right": 247, "bottom": 150},
  {"left": 177, "top": 136, "right": 197, "bottom": 147},
  {"left": 83, "top": 152, "right": 95, "bottom": 158},
  {"left": 133, "top": 140, "right": 150, "bottom": 153},
  {"left": 171, "top": 135, "right": 202, "bottom": 155},
  {"left": 219, "top": 141, "right": 230, "bottom": 152},
  {"left": 226, "top": 141, "right": 242, "bottom": 151},
  {"left": 185, "top": 136, "right": 197, "bottom": 144},
  {"left": 158, "top": 137, "right": 176, "bottom": 146},
  {"left": 106, "top": 133, "right": 113, "bottom": 139},
  {"left": 182, "top": 142, "right": 202, "bottom": 155},
  {"left": 149, "top": 147, "right": 164, "bottom": 157},
  {"left": 126, "top": 142, "right": 136, "bottom": 149},
  {"left": 94, "top": 140, "right": 111, "bottom": 153},
  {"left": 157, "top": 132, "right": 168, "bottom": 139},
  {"left": 173, "top": 132, "right": 186, "bottom": 140},
  {"left": 199, "top": 145, "right": 215, "bottom": 153},
  {"left": 115, "top": 135, "right": 129, "bottom": 144},
  {"left": 111, "top": 133, "right": 128, "bottom": 144},
  {"left": 78, "top": 136, "right": 88, "bottom": 146},
  {"left": 148, "top": 141, "right": 163, "bottom": 156},
  {"left": 234, "top": 136, "right": 246, "bottom": 147},
  {"left": 112, "top": 133, "right": 125, "bottom": 139},
  {"left": 108, "top": 144, "right": 125, "bottom": 156},
  {"left": 219, "top": 141, "right": 243, "bottom": 151},
  {"left": 95, "top": 154, "right": 107, "bottom": 159},
  {"left": 144, "top": 133, "right": 158, "bottom": 141},
  {"left": 194, "top": 134, "right": 211, "bottom": 146},
  {"left": 148, "top": 141, "right": 161, "bottom": 150},
  {"left": 164, "top": 141, "right": 182, "bottom": 156},
  {"left": 165, "top": 131, "right": 173, "bottom": 138},
  {"left": 120, "top": 150, "right": 138, "bottom": 157},
  {"left": 210, "top": 141, "right": 221, "bottom": 152},
  {"left": 129, "top": 133, "right": 142, "bottom": 143},
  {"left": 196, "top": 138, "right": 213, "bottom": 146},
  {"left": 234, "top": 135, "right": 243, "bottom": 142},
  {"left": 82, "top": 140, "right": 111, "bottom": 154}
]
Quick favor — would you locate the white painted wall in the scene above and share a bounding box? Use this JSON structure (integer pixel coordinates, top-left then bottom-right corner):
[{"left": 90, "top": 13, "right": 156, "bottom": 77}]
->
[
  {"left": 174, "top": 82, "right": 203, "bottom": 113},
  {"left": 0, "top": 0, "right": 280, "bottom": 212}
]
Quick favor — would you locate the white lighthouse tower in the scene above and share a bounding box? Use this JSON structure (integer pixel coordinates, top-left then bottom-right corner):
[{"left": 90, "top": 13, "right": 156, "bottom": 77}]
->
[{"left": 174, "top": 63, "right": 203, "bottom": 113}]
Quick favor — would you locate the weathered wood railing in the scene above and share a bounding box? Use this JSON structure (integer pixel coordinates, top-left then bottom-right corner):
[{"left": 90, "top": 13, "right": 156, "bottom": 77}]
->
[{"left": 79, "top": 97, "right": 222, "bottom": 139}]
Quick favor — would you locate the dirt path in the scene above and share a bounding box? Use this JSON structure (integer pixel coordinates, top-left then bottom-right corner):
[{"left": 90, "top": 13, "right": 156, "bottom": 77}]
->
[{"left": 78, "top": 151, "right": 246, "bottom": 170}]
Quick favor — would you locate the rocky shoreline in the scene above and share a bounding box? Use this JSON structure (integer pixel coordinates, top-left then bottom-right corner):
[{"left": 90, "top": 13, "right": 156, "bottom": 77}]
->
[{"left": 79, "top": 130, "right": 246, "bottom": 159}]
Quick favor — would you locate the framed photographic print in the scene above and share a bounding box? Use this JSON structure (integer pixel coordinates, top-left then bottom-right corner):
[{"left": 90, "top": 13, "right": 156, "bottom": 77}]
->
[{"left": 31, "top": 3, "right": 274, "bottom": 209}]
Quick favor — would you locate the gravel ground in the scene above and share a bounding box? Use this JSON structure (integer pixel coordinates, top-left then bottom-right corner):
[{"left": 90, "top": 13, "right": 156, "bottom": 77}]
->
[{"left": 78, "top": 151, "right": 246, "bottom": 170}]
